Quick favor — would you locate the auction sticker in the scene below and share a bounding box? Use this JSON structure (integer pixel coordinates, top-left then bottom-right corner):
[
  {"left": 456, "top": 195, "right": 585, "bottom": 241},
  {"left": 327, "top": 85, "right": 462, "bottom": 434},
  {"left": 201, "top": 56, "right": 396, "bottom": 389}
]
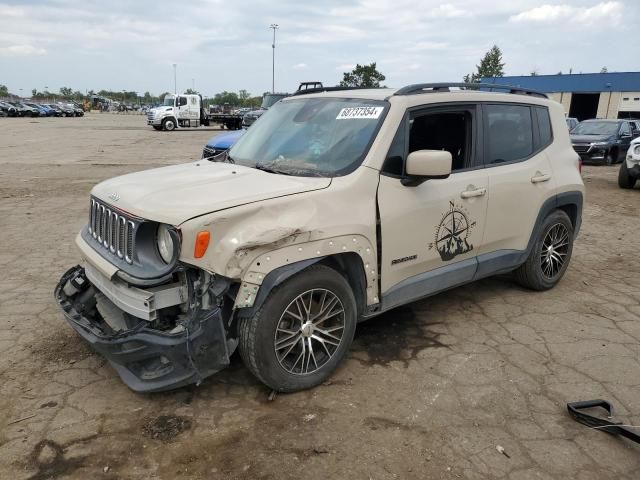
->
[{"left": 336, "top": 106, "right": 384, "bottom": 120}]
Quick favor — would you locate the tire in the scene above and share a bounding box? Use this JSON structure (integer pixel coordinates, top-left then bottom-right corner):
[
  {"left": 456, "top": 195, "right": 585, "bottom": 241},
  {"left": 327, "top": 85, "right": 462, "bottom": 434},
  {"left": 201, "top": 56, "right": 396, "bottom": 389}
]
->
[
  {"left": 618, "top": 161, "right": 637, "bottom": 189},
  {"left": 605, "top": 153, "right": 615, "bottom": 166},
  {"left": 514, "top": 210, "right": 574, "bottom": 291},
  {"left": 239, "top": 264, "right": 357, "bottom": 392},
  {"left": 152, "top": 125, "right": 162, "bottom": 131},
  {"left": 162, "top": 118, "right": 176, "bottom": 131}
]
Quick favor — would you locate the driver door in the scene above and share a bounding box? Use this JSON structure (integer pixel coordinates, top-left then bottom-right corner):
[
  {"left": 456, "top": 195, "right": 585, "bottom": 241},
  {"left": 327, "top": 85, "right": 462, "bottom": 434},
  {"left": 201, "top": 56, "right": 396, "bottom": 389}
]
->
[{"left": 377, "top": 104, "right": 488, "bottom": 309}]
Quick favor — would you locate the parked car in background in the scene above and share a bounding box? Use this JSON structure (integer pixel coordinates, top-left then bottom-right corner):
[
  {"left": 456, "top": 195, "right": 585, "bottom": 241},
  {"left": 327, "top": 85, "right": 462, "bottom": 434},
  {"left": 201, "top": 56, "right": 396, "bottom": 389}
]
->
[
  {"left": 0, "top": 101, "right": 18, "bottom": 117},
  {"left": 8, "top": 101, "right": 39, "bottom": 117},
  {"left": 43, "top": 104, "right": 64, "bottom": 117},
  {"left": 242, "top": 92, "right": 290, "bottom": 128},
  {"left": 25, "top": 102, "right": 54, "bottom": 117},
  {"left": 202, "top": 129, "right": 246, "bottom": 158},
  {"left": 570, "top": 119, "right": 639, "bottom": 165},
  {"left": 56, "top": 103, "right": 76, "bottom": 117},
  {"left": 619, "top": 137, "right": 640, "bottom": 189},
  {"left": 566, "top": 117, "right": 579, "bottom": 131}
]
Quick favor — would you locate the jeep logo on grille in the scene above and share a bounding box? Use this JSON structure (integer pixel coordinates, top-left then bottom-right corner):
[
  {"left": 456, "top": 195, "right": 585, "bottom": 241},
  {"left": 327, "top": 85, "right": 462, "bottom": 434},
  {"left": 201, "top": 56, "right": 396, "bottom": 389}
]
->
[{"left": 108, "top": 192, "right": 120, "bottom": 202}]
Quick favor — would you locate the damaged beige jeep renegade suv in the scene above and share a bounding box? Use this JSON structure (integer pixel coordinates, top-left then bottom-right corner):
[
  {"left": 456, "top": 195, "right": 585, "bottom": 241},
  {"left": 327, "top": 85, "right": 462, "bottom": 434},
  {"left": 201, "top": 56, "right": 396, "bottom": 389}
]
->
[{"left": 55, "top": 83, "right": 584, "bottom": 393}]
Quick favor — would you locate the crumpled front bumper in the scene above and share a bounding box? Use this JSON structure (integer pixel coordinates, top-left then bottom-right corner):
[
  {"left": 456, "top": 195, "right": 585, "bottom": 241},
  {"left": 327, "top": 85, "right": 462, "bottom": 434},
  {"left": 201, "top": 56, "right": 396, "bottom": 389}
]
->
[{"left": 54, "top": 266, "right": 231, "bottom": 393}]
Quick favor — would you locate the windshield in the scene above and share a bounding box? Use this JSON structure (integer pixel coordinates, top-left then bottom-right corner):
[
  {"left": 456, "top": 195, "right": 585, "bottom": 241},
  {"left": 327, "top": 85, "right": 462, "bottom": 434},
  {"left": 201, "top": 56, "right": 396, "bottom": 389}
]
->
[
  {"left": 227, "top": 98, "right": 387, "bottom": 177},
  {"left": 261, "top": 93, "right": 287, "bottom": 109},
  {"left": 572, "top": 121, "right": 619, "bottom": 135},
  {"left": 163, "top": 96, "right": 175, "bottom": 107}
]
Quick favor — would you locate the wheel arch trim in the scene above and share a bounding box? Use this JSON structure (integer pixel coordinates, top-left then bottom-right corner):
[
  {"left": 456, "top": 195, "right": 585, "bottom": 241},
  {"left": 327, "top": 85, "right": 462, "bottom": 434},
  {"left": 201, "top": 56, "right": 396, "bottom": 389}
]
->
[{"left": 235, "top": 235, "right": 378, "bottom": 313}]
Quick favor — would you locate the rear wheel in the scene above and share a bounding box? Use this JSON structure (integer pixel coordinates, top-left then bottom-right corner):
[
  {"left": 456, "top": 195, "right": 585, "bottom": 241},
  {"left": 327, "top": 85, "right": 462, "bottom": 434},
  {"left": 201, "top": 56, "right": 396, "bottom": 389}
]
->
[
  {"left": 618, "top": 161, "right": 637, "bottom": 189},
  {"left": 514, "top": 210, "right": 574, "bottom": 291},
  {"left": 239, "top": 265, "right": 357, "bottom": 392}
]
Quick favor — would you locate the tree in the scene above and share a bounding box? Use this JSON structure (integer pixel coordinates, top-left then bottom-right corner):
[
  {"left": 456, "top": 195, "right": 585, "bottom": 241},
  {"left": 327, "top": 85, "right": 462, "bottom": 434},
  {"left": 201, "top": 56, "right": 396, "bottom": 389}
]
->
[
  {"left": 530, "top": 69, "right": 539, "bottom": 76},
  {"left": 238, "top": 89, "right": 251, "bottom": 105},
  {"left": 339, "top": 62, "right": 386, "bottom": 88},
  {"left": 0, "top": 84, "right": 9, "bottom": 97},
  {"left": 184, "top": 88, "right": 199, "bottom": 95},
  {"left": 59, "top": 86, "right": 73, "bottom": 97},
  {"left": 463, "top": 45, "right": 505, "bottom": 83},
  {"left": 32, "top": 88, "right": 37, "bottom": 97},
  {"left": 600, "top": 66, "right": 608, "bottom": 74},
  {"left": 212, "top": 91, "right": 240, "bottom": 106}
]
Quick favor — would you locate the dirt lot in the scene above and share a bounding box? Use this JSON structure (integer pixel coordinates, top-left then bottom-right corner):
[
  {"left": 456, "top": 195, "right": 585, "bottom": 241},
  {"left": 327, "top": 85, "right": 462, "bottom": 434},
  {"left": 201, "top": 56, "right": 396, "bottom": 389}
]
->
[{"left": 0, "top": 112, "right": 639, "bottom": 480}]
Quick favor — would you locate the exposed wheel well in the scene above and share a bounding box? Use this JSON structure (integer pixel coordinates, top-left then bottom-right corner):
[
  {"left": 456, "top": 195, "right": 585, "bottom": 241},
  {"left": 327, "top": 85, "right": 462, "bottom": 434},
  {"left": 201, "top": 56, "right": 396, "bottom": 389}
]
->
[
  {"left": 319, "top": 253, "right": 367, "bottom": 317},
  {"left": 556, "top": 203, "right": 578, "bottom": 229},
  {"left": 239, "top": 253, "right": 369, "bottom": 319}
]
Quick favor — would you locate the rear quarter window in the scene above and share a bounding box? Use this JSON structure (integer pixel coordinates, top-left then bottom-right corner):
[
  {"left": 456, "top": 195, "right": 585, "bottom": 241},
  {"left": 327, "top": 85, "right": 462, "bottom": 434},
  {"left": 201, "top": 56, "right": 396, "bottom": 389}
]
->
[{"left": 535, "top": 106, "right": 553, "bottom": 149}]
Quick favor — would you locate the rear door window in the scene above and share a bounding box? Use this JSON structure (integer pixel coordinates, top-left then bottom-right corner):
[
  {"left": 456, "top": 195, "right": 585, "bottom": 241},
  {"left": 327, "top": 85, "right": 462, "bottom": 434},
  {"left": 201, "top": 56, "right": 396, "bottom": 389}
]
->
[{"left": 484, "top": 105, "right": 534, "bottom": 164}]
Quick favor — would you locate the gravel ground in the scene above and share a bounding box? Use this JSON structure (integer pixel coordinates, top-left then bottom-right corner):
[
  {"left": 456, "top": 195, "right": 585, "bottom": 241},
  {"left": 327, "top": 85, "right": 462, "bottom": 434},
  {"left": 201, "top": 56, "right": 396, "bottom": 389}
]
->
[{"left": 0, "top": 113, "right": 639, "bottom": 479}]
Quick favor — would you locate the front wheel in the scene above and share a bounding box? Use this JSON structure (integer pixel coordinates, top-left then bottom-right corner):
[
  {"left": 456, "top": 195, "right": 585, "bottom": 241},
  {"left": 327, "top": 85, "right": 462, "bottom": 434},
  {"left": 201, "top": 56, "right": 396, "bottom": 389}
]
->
[
  {"left": 162, "top": 118, "right": 176, "bottom": 131},
  {"left": 618, "top": 161, "right": 637, "bottom": 189},
  {"left": 239, "top": 265, "right": 357, "bottom": 392},
  {"left": 514, "top": 210, "right": 574, "bottom": 291}
]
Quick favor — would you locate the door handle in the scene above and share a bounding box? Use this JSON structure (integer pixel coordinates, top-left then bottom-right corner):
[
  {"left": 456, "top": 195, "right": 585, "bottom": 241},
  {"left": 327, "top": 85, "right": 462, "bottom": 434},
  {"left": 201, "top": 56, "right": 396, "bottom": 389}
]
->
[
  {"left": 460, "top": 187, "right": 486, "bottom": 199},
  {"left": 531, "top": 171, "right": 551, "bottom": 183}
]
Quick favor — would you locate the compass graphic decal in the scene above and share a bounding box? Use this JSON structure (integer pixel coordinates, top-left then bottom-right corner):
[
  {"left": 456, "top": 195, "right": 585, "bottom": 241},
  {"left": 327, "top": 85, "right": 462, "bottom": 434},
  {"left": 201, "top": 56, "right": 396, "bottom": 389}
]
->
[{"left": 428, "top": 201, "right": 477, "bottom": 261}]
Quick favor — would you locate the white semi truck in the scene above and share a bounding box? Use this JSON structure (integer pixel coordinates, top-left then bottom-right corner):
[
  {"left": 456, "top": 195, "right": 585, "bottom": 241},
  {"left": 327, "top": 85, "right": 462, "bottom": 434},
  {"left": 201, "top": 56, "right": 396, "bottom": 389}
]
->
[{"left": 146, "top": 94, "right": 242, "bottom": 131}]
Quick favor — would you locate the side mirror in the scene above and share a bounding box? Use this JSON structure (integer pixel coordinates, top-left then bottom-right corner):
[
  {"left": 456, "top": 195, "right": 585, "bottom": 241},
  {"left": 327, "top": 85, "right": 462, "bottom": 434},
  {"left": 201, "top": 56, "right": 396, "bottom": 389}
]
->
[
  {"left": 402, "top": 150, "right": 452, "bottom": 186},
  {"left": 620, "top": 132, "right": 632, "bottom": 138}
]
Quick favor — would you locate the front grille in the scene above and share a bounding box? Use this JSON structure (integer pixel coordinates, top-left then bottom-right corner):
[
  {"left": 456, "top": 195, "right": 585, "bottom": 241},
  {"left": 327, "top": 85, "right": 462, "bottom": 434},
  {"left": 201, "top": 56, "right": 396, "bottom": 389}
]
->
[
  {"left": 88, "top": 198, "right": 136, "bottom": 263},
  {"left": 202, "top": 146, "right": 226, "bottom": 158},
  {"left": 146, "top": 111, "right": 155, "bottom": 121},
  {"left": 573, "top": 144, "right": 590, "bottom": 154}
]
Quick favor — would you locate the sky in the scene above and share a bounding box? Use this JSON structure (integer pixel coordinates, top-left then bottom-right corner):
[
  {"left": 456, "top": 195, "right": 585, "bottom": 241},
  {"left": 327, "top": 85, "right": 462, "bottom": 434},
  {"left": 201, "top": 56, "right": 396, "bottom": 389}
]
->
[{"left": 0, "top": 0, "right": 638, "bottom": 98}]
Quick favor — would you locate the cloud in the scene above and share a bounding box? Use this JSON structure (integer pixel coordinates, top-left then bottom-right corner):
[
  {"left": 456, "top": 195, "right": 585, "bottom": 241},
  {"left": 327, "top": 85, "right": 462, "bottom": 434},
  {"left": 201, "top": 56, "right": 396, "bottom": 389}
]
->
[
  {"left": 407, "top": 41, "right": 449, "bottom": 52},
  {"left": 336, "top": 64, "right": 356, "bottom": 71},
  {"left": 510, "top": 2, "right": 623, "bottom": 25},
  {"left": 427, "top": 3, "right": 470, "bottom": 18},
  {"left": 0, "top": 44, "right": 46, "bottom": 57},
  {"left": 292, "top": 63, "right": 307, "bottom": 70}
]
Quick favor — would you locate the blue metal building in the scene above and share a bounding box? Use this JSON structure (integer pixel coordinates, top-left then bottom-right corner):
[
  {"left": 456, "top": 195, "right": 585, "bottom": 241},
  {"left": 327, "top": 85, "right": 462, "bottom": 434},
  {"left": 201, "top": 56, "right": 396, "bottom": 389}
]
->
[{"left": 480, "top": 72, "right": 640, "bottom": 121}]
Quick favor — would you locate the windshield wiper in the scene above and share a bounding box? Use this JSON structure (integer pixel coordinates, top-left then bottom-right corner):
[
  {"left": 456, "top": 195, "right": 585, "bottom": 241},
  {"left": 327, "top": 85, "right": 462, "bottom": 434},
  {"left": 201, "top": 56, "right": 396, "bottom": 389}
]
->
[{"left": 254, "top": 163, "right": 294, "bottom": 175}]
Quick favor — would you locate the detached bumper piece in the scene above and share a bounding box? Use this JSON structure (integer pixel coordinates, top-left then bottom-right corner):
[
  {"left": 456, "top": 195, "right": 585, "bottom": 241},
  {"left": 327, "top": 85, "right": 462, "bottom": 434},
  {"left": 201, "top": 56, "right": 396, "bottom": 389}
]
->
[
  {"left": 54, "top": 266, "right": 231, "bottom": 393},
  {"left": 567, "top": 399, "right": 640, "bottom": 444}
]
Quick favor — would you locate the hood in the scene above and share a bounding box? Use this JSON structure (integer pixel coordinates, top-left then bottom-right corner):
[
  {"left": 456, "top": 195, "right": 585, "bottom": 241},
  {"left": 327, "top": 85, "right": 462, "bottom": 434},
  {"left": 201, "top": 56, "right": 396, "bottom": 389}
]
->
[
  {"left": 206, "top": 130, "right": 246, "bottom": 149},
  {"left": 91, "top": 161, "right": 331, "bottom": 226},
  {"left": 570, "top": 134, "right": 613, "bottom": 144}
]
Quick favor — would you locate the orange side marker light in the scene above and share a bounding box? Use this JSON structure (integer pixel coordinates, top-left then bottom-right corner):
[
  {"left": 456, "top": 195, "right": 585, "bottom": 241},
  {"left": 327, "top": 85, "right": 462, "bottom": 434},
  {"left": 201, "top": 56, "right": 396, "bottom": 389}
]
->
[{"left": 194, "top": 231, "right": 210, "bottom": 258}]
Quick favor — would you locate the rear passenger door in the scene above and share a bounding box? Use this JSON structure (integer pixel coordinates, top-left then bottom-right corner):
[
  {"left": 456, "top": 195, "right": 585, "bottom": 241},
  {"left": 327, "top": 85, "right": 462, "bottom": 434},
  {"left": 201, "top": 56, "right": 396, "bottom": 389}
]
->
[{"left": 476, "top": 103, "right": 556, "bottom": 275}]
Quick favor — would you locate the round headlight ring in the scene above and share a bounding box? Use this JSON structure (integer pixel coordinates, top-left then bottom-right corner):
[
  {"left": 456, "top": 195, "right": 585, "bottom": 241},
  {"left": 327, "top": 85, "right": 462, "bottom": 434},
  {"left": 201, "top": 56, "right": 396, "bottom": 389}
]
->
[{"left": 157, "top": 224, "right": 175, "bottom": 264}]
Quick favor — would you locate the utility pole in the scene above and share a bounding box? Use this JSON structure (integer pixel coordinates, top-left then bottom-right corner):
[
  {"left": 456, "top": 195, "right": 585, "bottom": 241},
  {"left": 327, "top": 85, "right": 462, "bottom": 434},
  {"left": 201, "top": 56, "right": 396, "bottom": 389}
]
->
[
  {"left": 173, "top": 63, "right": 177, "bottom": 94},
  {"left": 270, "top": 24, "right": 279, "bottom": 94}
]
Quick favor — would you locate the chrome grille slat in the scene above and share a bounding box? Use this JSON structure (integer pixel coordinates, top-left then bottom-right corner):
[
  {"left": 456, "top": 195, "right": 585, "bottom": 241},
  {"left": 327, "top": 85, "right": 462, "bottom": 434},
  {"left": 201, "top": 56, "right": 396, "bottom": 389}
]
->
[{"left": 88, "top": 198, "right": 136, "bottom": 264}]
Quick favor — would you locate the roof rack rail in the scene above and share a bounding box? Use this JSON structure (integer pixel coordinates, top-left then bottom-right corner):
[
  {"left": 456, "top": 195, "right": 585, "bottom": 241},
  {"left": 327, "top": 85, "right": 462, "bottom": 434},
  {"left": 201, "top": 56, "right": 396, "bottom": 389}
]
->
[
  {"left": 394, "top": 82, "right": 548, "bottom": 99},
  {"left": 291, "top": 86, "right": 379, "bottom": 96}
]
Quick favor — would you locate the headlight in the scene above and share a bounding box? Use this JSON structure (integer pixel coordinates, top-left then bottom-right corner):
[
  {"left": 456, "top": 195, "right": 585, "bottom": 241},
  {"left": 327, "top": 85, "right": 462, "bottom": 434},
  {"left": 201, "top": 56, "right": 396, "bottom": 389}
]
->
[
  {"left": 157, "top": 224, "right": 175, "bottom": 263},
  {"left": 634, "top": 145, "right": 640, "bottom": 156},
  {"left": 590, "top": 142, "right": 608, "bottom": 147}
]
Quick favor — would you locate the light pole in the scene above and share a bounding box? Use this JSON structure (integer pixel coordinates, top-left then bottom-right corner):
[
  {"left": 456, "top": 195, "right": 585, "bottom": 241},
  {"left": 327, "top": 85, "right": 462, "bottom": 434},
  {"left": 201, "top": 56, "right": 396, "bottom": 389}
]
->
[
  {"left": 173, "top": 64, "right": 177, "bottom": 94},
  {"left": 270, "top": 24, "right": 279, "bottom": 94}
]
